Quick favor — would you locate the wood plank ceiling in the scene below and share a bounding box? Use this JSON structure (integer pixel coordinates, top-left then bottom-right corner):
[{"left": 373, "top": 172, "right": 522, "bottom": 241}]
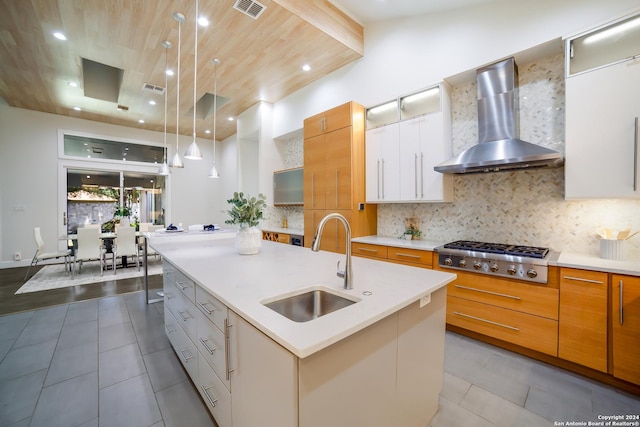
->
[{"left": 0, "top": 0, "right": 363, "bottom": 142}]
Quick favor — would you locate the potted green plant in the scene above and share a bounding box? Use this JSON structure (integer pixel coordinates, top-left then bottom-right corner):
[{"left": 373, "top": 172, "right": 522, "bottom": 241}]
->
[
  {"left": 403, "top": 224, "right": 422, "bottom": 240},
  {"left": 225, "top": 192, "right": 267, "bottom": 254}
]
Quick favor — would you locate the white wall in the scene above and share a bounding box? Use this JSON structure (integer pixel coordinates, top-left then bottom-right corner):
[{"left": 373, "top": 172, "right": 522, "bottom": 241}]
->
[
  {"left": 272, "top": 0, "right": 640, "bottom": 137},
  {"left": 0, "top": 105, "right": 226, "bottom": 265}
]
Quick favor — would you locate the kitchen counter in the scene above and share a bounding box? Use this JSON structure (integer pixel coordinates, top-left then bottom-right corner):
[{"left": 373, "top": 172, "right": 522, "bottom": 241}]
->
[
  {"left": 554, "top": 252, "right": 640, "bottom": 277},
  {"left": 351, "top": 235, "right": 444, "bottom": 250},
  {"left": 353, "top": 235, "right": 640, "bottom": 277},
  {"left": 150, "top": 234, "right": 455, "bottom": 358}
]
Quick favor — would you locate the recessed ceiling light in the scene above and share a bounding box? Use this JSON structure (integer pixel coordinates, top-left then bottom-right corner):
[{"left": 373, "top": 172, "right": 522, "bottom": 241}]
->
[
  {"left": 166, "top": 69, "right": 174, "bottom": 76},
  {"left": 198, "top": 16, "right": 209, "bottom": 26},
  {"left": 86, "top": 175, "right": 91, "bottom": 179},
  {"left": 228, "top": 117, "right": 234, "bottom": 121},
  {"left": 53, "top": 32, "right": 67, "bottom": 41},
  {"left": 138, "top": 119, "right": 145, "bottom": 123},
  {"left": 205, "top": 129, "right": 211, "bottom": 134},
  {"left": 68, "top": 81, "right": 78, "bottom": 87},
  {"left": 149, "top": 100, "right": 156, "bottom": 105},
  {"left": 302, "top": 64, "right": 311, "bottom": 71},
  {"left": 73, "top": 106, "right": 82, "bottom": 111}
]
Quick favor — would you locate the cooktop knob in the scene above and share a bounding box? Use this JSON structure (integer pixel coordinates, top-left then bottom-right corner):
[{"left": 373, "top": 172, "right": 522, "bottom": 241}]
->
[
  {"left": 527, "top": 269, "right": 538, "bottom": 278},
  {"left": 444, "top": 258, "right": 453, "bottom": 266},
  {"left": 473, "top": 261, "right": 482, "bottom": 270},
  {"left": 507, "top": 266, "right": 517, "bottom": 275},
  {"left": 458, "top": 259, "right": 467, "bottom": 267},
  {"left": 490, "top": 263, "right": 499, "bottom": 272}
]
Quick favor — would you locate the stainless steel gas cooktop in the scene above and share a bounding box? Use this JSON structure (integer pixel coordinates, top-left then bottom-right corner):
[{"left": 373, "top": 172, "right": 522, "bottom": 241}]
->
[{"left": 435, "top": 240, "right": 552, "bottom": 283}]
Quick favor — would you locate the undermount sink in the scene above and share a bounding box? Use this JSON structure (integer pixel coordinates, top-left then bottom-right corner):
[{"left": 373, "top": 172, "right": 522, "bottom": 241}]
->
[{"left": 263, "top": 288, "right": 358, "bottom": 322}]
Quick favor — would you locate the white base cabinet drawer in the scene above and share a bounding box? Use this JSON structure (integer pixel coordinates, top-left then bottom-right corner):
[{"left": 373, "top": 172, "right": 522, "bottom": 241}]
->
[
  {"left": 198, "top": 353, "right": 232, "bottom": 427},
  {"left": 195, "top": 308, "right": 230, "bottom": 391},
  {"left": 195, "top": 285, "right": 227, "bottom": 332},
  {"left": 165, "top": 282, "right": 198, "bottom": 342},
  {"left": 165, "top": 306, "right": 198, "bottom": 379}
]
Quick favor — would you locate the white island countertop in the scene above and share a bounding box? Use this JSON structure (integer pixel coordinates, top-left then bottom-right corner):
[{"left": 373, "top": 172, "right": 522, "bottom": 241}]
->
[{"left": 150, "top": 235, "right": 456, "bottom": 358}]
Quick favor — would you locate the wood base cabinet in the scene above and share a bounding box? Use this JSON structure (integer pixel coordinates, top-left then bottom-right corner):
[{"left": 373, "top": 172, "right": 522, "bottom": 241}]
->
[
  {"left": 612, "top": 274, "right": 640, "bottom": 385},
  {"left": 558, "top": 268, "right": 608, "bottom": 372}
]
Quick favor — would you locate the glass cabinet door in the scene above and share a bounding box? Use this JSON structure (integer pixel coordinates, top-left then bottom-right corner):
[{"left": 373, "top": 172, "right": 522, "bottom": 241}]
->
[{"left": 567, "top": 13, "right": 640, "bottom": 76}]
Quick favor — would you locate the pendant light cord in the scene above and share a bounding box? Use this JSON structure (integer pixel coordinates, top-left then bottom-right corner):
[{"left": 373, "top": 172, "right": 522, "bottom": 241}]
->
[
  {"left": 175, "top": 19, "right": 181, "bottom": 155},
  {"left": 213, "top": 60, "right": 217, "bottom": 165},
  {"left": 192, "top": 0, "right": 198, "bottom": 143},
  {"left": 163, "top": 46, "right": 168, "bottom": 163}
]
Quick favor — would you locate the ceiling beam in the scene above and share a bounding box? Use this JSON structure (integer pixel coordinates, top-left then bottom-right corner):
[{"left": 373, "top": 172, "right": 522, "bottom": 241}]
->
[{"left": 272, "top": 0, "right": 364, "bottom": 56}]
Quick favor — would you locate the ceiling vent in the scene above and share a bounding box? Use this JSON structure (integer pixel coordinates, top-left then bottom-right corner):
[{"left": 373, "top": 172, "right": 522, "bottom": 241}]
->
[
  {"left": 142, "top": 83, "right": 165, "bottom": 95},
  {"left": 233, "top": 0, "right": 266, "bottom": 19}
]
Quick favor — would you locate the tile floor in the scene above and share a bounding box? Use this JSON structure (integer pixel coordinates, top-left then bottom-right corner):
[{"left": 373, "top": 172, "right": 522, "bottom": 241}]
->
[{"left": 1, "top": 291, "right": 639, "bottom": 427}]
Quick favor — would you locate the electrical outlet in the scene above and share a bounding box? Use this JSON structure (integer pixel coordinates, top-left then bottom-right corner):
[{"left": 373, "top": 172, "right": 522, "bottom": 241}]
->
[
  {"left": 419, "top": 293, "right": 431, "bottom": 308},
  {"left": 14, "top": 251, "right": 22, "bottom": 261}
]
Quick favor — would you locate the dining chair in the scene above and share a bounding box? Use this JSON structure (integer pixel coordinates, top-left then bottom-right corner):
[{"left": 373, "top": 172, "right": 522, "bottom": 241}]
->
[
  {"left": 138, "top": 222, "right": 152, "bottom": 232},
  {"left": 24, "top": 227, "right": 73, "bottom": 281},
  {"left": 139, "top": 224, "right": 162, "bottom": 260},
  {"left": 114, "top": 225, "right": 140, "bottom": 271},
  {"left": 75, "top": 227, "right": 111, "bottom": 276}
]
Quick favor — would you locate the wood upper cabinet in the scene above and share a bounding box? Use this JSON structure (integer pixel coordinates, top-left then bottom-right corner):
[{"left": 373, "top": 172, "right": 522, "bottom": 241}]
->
[
  {"left": 303, "top": 102, "right": 354, "bottom": 139},
  {"left": 558, "top": 268, "right": 608, "bottom": 372},
  {"left": 611, "top": 274, "right": 640, "bottom": 385},
  {"left": 303, "top": 101, "right": 376, "bottom": 254},
  {"left": 303, "top": 134, "right": 327, "bottom": 210}
]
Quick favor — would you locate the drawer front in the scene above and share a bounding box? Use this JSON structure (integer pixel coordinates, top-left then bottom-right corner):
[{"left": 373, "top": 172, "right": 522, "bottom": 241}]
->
[
  {"left": 387, "top": 247, "right": 432, "bottom": 267},
  {"left": 165, "top": 283, "right": 198, "bottom": 342},
  {"left": 196, "top": 286, "right": 227, "bottom": 332},
  {"left": 446, "top": 271, "right": 559, "bottom": 320},
  {"left": 447, "top": 296, "right": 558, "bottom": 356},
  {"left": 163, "top": 261, "right": 176, "bottom": 288},
  {"left": 198, "top": 353, "right": 232, "bottom": 427},
  {"left": 165, "top": 306, "right": 198, "bottom": 379},
  {"left": 174, "top": 269, "right": 196, "bottom": 304},
  {"left": 351, "top": 242, "right": 388, "bottom": 260},
  {"left": 195, "top": 308, "right": 231, "bottom": 391}
]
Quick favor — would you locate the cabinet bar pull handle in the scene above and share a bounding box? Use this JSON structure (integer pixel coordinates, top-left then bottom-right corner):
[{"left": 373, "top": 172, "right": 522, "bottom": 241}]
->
[
  {"left": 335, "top": 170, "right": 339, "bottom": 207},
  {"left": 224, "top": 318, "right": 234, "bottom": 380},
  {"left": 453, "top": 311, "right": 520, "bottom": 331},
  {"left": 377, "top": 160, "right": 381, "bottom": 199},
  {"left": 414, "top": 153, "right": 418, "bottom": 198},
  {"left": 177, "top": 310, "right": 192, "bottom": 322},
  {"left": 197, "top": 301, "right": 214, "bottom": 315},
  {"left": 176, "top": 281, "right": 187, "bottom": 291},
  {"left": 178, "top": 348, "right": 193, "bottom": 362},
  {"left": 165, "top": 324, "right": 175, "bottom": 334},
  {"left": 357, "top": 248, "right": 378, "bottom": 253},
  {"left": 454, "top": 284, "right": 521, "bottom": 300},
  {"left": 199, "top": 337, "right": 216, "bottom": 355},
  {"left": 165, "top": 292, "right": 174, "bottom": 300},
  {"left": 619, "top": 279, "right": 624, "bottom": 325},
  {"left": 200, "top": 386, "right": 218, "bottom": 407},
  {"left": 381, "top": 159, "right": 385, "bottom": 199},
  {"left": 395, "top": 252, "right": 420, "bottom": 259},
  {"left": 562, "top": 275, "right": 604, "bottom": 284},
  {"left": 420, "top": 152, "right": 425, "bottom": 198},
  {"left": 634, "top": 117, "right": 638, "bottom": 192}
]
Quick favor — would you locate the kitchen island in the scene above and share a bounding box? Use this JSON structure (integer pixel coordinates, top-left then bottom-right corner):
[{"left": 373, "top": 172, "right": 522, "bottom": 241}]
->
[{"left": 150, "top": 234, "right": 456, "bottom": 427}]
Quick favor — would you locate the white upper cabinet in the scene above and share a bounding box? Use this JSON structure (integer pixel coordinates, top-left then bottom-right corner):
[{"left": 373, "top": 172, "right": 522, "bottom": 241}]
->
[
  {"left": 565, "top": 12, "right": 640, "bottom": 199},
  {"left": 365, "top": 84, "right": 453, "bottom": 203},
  {"left": 366, "top": 122, "right": 400, "bottom": 202}
]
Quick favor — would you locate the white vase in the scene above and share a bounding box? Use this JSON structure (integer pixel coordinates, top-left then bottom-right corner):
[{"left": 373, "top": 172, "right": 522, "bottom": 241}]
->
[{"left": 235, "top": 226, "right": 262, "bottom": 255}]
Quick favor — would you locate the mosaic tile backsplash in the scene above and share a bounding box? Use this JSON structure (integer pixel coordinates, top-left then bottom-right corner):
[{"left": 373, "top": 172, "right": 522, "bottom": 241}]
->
[{"left": 270, "top": 53, "right": 640, "bottom": 257}]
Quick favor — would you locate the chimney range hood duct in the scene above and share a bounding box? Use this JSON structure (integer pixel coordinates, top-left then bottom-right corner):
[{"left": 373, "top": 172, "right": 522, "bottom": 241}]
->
[{"left": 434, "top": 57, "right": 563, "bottom": 174}]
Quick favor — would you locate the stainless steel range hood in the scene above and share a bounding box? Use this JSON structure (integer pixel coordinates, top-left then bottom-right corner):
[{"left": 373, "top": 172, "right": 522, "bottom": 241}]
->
[{"left": 435, "top": 57, "right": 563, "bottom": 174}]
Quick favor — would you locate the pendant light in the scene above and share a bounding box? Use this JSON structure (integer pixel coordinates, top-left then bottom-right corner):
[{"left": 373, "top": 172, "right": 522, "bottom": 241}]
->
[
  {"left": 184, "top": 0, "right": 203, "bottom": 160},
  {"left": 208, "top": 58, "right": 220, "bottom": 178},
  {"left": 158, "top": 40, "right": 172, "bottom": 176},
  {"left": 169, "top": 12, "right": 185, "bottom": 168}
]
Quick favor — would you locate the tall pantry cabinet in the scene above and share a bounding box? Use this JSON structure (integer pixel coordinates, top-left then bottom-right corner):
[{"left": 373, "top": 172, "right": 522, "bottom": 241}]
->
[{"left": 303, "top": 101, "right": 377, "bottom": 253}]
